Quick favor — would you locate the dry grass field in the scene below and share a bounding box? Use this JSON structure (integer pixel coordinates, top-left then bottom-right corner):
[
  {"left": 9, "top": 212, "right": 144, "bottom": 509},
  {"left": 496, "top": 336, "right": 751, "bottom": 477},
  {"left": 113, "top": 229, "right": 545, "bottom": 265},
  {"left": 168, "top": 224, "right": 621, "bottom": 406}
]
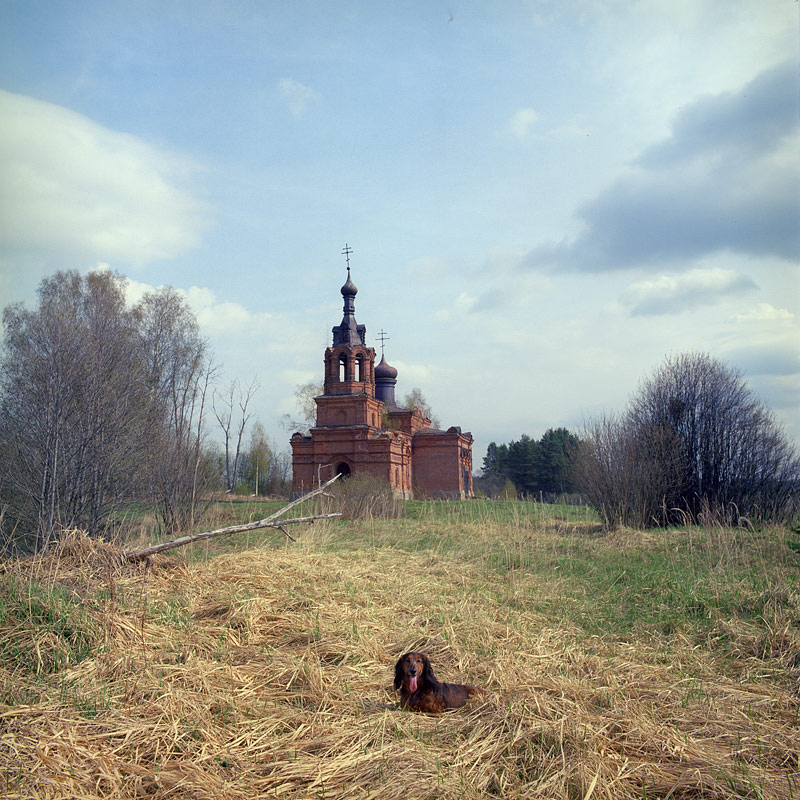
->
[{"left": 1, "top": 502, "right": 798, "bottom": 799}]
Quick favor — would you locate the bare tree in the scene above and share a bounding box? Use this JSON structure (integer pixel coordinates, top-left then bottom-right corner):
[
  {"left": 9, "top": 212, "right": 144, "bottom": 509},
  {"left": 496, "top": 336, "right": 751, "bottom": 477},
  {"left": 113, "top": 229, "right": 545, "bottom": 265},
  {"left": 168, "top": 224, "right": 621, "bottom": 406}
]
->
[
  {"left": 628, "top": 352, "right": 799, "bottom": 524},
  {"left": 575, "top": 353, "right": 799, "bottom": 528},
  {"left": 241, "top": 422, "right": 292, "bottom": 497},
  {"left": 135, "top": 287, "right": 217, "bottom": 532},
  {"left": 213, "top": 378, "right": 259, "bottom": 492},
  {"left": 281, "top": 381, "right": 322, "bottom": 433},
  {"left": 575, "top": 413, "right": 687, "bottom": 528},
  {"left": 0, "top": 272, "right": 267, "bottom": 549},
  {"left": 403, "top": 387, "right": 440, "bottom": 428},
  {"left": 0, "top": 271, "right": 152, "bottom": 550}
]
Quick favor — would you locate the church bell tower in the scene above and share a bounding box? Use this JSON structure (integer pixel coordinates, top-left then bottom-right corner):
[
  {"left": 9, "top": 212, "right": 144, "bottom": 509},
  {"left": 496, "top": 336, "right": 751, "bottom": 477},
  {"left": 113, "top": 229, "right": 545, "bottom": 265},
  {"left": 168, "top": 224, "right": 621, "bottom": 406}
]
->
[
  {"left": 314, "top": 246, "right": 381, "bottom": 429},
  {"left": 322, "top": 248, "right": 376, "bottom": 398}
]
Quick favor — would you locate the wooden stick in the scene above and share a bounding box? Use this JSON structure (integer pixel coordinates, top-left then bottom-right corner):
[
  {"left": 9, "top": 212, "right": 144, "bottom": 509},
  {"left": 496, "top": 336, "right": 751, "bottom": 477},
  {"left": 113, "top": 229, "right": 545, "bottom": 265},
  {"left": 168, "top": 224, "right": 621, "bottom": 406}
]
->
[{"left": 124, "top": 474, "right": 341, "bottom": 562}]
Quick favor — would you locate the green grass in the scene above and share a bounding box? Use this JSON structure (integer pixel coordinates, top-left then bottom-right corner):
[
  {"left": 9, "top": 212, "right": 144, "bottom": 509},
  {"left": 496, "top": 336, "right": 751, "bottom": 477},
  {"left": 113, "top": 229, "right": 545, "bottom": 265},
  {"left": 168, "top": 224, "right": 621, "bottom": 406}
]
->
[
  {"left": 402, "top": 497, "right": 599, "bottom": 525},
  {"left": 521, "top": 531, "right": 789, "bottom": 643},
  {"left": 115, "top": 496, "right": 598, "bottom": 557},
  {"left": 280, "top": 509, "right": 798, "bottom": 680},
  {"left": 120, "top": 495, "right": 796, "bottom": 674},
  {"left": 0, "top": 575, "right": 99, "bottom": 679},
  {"left": 8, "top": 497, "right": 798, "bottom": 684}
]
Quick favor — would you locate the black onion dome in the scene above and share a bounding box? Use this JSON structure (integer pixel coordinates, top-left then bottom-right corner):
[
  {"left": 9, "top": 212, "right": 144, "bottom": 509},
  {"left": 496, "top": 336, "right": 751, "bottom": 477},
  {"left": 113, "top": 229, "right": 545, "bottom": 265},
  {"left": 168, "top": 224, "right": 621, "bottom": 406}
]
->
[
  {"left": 375, "top": 355, "right": 398, "bottom": 379},
  {"left": 341, "top": 269, "right": 358, "bottom": 297}
]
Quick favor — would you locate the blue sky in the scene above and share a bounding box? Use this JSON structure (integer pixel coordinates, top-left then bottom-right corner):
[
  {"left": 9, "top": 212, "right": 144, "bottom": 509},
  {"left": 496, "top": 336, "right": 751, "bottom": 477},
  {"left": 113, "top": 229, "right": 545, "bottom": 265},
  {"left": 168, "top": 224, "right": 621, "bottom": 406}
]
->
[{"left": 1, "top": 0, "right": 798, "bottom": 464}]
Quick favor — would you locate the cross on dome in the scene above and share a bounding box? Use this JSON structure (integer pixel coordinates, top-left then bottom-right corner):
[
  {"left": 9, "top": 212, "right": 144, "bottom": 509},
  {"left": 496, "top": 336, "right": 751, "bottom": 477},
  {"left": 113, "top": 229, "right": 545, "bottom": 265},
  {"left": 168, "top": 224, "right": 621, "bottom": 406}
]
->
[
  {"left": 376, "top": 329, "right": 390, "bottom": 357},
  {"left": 341, "top": 243, "right": 353, "bottom": 273}
]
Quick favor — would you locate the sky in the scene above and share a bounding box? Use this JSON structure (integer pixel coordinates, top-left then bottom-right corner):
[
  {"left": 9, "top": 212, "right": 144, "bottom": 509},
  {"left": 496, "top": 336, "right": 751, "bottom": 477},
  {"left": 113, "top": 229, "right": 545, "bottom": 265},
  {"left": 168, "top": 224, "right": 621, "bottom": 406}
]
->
[{"left": 1, "top": 0, "right": 798, "bottom": 468}]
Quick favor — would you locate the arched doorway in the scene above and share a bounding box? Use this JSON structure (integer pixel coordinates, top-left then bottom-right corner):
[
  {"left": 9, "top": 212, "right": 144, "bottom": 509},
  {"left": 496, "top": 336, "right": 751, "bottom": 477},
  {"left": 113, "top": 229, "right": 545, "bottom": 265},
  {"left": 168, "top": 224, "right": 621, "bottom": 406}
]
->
[{"left": 335, "top": 462, "right": 351, "bottom": 478}]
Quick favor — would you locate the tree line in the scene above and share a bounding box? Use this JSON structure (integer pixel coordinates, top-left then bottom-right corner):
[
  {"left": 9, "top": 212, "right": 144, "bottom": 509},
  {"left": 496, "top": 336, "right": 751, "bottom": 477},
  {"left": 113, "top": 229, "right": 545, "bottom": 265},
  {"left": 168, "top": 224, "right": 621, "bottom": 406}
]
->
[
  {"left": 480, "top": 353, "right": 798, "bottom": 526},
  {"left": 480, "top": 428, "right": 580, "bottom": 500},
  {"left": 0, "top": 270, "right": 288, "bottom": 554},
  {"left": 2, "top": 270, "right": 796, "bottom": 550}
]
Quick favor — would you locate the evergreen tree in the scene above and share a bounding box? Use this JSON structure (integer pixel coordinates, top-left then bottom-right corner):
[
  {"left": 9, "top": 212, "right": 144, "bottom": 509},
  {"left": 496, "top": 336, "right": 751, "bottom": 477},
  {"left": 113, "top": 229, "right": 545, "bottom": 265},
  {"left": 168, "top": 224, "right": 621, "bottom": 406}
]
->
[
  {"left": 481, "top": 428, "right": 579, "bottom": 498},
  {"left": 537, "top": 428, "right": 579, "bottom": 494}
]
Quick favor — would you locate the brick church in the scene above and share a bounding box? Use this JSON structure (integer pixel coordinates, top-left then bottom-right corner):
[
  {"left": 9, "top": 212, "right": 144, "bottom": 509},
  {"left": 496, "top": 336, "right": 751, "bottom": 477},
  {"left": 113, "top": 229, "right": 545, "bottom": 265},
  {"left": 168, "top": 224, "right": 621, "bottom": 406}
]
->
[{"left": 291, "top": 254, "right": 474, "bottom": 499}]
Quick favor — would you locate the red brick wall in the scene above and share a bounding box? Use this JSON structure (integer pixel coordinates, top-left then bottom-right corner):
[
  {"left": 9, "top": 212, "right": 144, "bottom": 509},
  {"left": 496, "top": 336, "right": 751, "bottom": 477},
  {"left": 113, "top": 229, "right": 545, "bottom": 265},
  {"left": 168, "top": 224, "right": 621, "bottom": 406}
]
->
[
  {"left": 291, "top": 426, "right": 414, "bottom": 498},
  {"left": 411, "top": 430, "right": 473, "bottom": 499},
  {"left": 315, "top": 394, "right": 383, "bottom": 428}
]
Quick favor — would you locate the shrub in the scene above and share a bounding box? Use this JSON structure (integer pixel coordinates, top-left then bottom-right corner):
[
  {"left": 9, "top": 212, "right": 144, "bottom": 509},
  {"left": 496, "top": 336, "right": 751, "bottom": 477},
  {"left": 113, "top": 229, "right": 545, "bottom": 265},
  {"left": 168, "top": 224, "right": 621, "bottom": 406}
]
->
[{"left": 328, "top": 473, "right": 402, "bottom": 520}]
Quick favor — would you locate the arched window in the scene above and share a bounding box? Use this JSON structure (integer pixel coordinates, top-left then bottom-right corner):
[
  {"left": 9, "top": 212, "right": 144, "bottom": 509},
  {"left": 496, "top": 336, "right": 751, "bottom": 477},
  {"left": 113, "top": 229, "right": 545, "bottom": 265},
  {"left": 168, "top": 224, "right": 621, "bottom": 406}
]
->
[
  {"left": 356, "top": 354, "right": 365, "bottom": 382},
  {"left": 338, "top": 355, "right": 347, "bottom": 382}
]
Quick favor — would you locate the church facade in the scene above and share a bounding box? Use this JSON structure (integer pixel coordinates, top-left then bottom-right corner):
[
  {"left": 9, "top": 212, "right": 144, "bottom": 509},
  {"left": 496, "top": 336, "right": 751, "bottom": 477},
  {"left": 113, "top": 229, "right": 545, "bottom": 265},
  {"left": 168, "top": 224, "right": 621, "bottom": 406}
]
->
[{"left": 291, "top": 261, "right": 473, "bottom": 499}]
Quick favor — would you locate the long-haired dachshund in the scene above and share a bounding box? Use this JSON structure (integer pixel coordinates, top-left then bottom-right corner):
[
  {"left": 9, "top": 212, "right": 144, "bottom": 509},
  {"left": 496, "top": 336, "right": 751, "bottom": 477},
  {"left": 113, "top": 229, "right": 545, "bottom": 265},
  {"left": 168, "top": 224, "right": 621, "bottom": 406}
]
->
[{"left": 394, "top": 652, "right": 482, "bottom": 713}]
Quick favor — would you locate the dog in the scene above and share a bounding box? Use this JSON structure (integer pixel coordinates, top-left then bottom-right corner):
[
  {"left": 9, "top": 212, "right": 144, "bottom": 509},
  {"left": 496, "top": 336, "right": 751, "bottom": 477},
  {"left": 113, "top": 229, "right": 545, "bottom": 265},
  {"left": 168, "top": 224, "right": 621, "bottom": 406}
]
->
[{"left": 394, "top": 651, "right": 482, "bottom": 713}]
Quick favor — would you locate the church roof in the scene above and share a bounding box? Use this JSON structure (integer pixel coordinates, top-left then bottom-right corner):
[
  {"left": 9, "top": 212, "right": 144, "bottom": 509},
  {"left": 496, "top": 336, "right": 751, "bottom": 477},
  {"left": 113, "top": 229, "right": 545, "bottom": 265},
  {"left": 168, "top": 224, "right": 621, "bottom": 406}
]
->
[
  {"left": 340, "top": 267, "right": 357, "bottom": 297},
  {"left": 332, "top": 262, "right": 365, "bottom": 347},
  {"left": 375, "top": 354, "right": 398, "bottom": 379}
]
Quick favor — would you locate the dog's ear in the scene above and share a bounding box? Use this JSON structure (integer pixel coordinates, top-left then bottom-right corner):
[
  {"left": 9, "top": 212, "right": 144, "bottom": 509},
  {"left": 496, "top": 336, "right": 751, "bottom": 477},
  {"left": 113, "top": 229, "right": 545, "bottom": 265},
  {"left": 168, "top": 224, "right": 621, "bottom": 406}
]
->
[
  {"left": 393, "top": 655, "right": 405, "bottom": 690},
  {"left": 421, "top": 653, "right": 436, "bottom": 683}
]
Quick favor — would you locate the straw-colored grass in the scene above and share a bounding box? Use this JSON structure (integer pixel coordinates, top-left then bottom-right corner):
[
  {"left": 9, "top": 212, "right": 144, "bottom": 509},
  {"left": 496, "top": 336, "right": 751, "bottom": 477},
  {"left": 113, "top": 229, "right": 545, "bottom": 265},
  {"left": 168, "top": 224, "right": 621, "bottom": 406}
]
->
[{"left": 1, "top": 513, "right": 798, "bottom": 799}]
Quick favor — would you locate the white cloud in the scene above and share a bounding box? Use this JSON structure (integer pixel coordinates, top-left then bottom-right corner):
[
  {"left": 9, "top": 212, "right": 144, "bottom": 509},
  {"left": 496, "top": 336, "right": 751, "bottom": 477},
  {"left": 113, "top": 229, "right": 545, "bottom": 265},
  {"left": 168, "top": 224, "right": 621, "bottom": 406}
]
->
[
  {"left": 184, "top": 286, "right": 218, "bottom": 308},
  {"left": 735, "top": 302, "right": 794, "bottom": 322},
  {"left": 278, "top": 78, "right": 319, "bottom": 117},
  {"left": 454, "top": 292, "right": 477, "bottom": 312},
  {"left": 122, "top": 275, "right": 159, "bottom": 307},
  {"left": 620, "top": 267, "right": 757, "bottom": 316},
  {"left": 0, "top": 90, "right": 209, "bottom": 269},
  {"left": 195, "top": 301, "right": 254, "bottom": 333},
  {"left": 122, "top": 278, "right": 276, "bottom": 336},
  {"left": 509, "top": 108, "right": 539, "bottom": 139},
  {"left": 434, "top": 291, "right": 477, "bottom": 321},
  {"left": 391, "top": 360, "right": 434, "bottom": 387},
  {"left": 717, "top": 305, "right": 800, "bottom": 433},
  {"left": 593, "top": 0, "right": 795, "bottom": 134}
]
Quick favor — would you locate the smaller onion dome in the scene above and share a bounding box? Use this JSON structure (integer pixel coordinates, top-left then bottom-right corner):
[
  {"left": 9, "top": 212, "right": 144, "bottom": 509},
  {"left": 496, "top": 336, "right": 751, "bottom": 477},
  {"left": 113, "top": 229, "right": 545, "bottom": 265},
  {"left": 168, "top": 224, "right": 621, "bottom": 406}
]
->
[
  {"left": 340, "top": 268, "right": 358, "bottom": 297},
  {"left": 375, "top": 355, "right": 398, "bottom": 379}
]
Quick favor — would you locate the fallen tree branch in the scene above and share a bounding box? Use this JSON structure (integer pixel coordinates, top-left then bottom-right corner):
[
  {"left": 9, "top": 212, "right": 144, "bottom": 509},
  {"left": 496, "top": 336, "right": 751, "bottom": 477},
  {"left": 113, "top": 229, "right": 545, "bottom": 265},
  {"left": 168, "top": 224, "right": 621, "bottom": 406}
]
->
[
  {"left": 276, "top": 525, "right": 294, "bottom": 543},
  {"left": 124, "top": 474, "right": 342, "bottom": 562}
]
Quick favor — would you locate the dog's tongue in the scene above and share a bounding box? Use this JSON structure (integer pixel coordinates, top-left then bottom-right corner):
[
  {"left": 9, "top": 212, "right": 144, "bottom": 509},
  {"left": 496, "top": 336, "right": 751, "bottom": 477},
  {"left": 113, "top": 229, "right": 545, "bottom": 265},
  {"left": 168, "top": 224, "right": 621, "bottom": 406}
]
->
[{"left": 409, "top": 675, "right": 418, "bottom": 692}]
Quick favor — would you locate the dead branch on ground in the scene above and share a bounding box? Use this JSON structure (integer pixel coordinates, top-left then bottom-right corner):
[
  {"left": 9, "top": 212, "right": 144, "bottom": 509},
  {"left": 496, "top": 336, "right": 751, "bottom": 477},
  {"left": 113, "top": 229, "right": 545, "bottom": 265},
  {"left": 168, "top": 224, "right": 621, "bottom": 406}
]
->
[{"left": 124, "top": 474, "right": 341, "bottom": 562}]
